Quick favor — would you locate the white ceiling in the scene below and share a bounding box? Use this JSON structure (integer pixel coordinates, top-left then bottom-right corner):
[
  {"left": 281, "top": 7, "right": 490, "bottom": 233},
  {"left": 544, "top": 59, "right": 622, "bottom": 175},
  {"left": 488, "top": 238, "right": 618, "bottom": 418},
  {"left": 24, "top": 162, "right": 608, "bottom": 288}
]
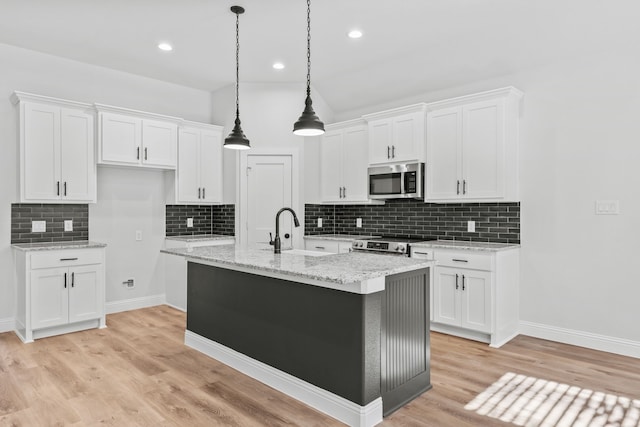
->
[{"left": 1, "top": 0, "right": 638, "bottom": 114}]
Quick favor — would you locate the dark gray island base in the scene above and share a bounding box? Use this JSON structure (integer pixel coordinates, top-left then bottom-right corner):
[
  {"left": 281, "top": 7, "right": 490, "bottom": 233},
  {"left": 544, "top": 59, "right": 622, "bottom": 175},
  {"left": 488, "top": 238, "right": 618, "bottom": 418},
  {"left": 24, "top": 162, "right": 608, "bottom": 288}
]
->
[{"left": 186, "top": 261, "right": 431, "bottom": 426}]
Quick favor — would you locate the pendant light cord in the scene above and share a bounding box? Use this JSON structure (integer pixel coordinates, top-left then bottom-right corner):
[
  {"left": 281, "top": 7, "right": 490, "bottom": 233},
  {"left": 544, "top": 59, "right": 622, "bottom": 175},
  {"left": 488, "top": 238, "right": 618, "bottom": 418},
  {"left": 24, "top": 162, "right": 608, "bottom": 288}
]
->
[
  {"left": 235, "top": 10, "right": 240, "bottom": 118},
  {"left": 306, "top": 0, "right": 311, "bottom": 97}
]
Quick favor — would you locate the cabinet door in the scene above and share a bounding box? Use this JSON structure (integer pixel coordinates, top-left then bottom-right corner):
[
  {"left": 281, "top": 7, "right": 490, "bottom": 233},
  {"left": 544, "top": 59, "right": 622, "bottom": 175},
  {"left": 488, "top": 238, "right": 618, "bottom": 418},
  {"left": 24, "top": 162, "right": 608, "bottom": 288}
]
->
[
  {"left": 199, "top": 129, "right": 223, "bottom": 203},
  {"left": 368, "top": 119, "right": 393, "bottom": 164},
  {"left": 320, "top": 130, "right": 343, "bottom": 202},
  {"left": 177, "top": 128, "right": 201, "bottom": 203},
  {"left": 31, "top": 268, "right": 69, "bottom": 329},
  {"left": 142, "top": 119, "right": 177, "bottom": 168},
  {"left": 460, "top": 270, "right": 492, "bottom": 333},
  {"left": 100, "top": 113, "right": 141, "bottom": 165},
  {"left": 23, "top": 102, "right": 61, "bottom": 201},
  {"left": 68, "top": 265, "right": 102, "bottom": 323},
  {"left": 391, "top": 112, "right": 423, "bottom": 163},
  {"left": 462, "top": 99, "right": 505, "bottom": 199},
  {"left": 341, "top": 126, "right": 369, "bottom": 202},
  {"left": 426, "top": 107, "right": 462, "bottom": 201},
  {"left": 433, "top": 267, "right": 461, "bottom": 326},
  {"left": 60, "top": 108, "right": 95, "bottom": 202}
]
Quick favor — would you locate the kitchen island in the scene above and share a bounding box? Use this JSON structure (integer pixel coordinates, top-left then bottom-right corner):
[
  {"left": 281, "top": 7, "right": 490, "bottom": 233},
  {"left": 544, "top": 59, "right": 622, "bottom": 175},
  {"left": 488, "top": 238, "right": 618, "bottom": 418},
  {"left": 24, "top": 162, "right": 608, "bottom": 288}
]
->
[{"left": 162, "top": 245, "right": 435, "bottom": 427}]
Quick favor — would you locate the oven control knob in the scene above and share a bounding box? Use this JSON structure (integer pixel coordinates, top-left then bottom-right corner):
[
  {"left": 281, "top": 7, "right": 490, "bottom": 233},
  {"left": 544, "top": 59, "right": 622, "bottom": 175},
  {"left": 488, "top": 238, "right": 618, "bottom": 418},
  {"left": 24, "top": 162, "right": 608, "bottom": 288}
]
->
[{"left": 398, "top": 246, "right": 405, "bottom": 252}]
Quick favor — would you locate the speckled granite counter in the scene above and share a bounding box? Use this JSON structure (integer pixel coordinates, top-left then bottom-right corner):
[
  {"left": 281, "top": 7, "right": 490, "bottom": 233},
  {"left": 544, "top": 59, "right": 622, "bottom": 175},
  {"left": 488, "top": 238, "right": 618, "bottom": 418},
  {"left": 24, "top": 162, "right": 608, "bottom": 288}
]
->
[
  {"left": 412, "top": 240, "right": 519, "bottom": 252},
  {"left": 12, "top": 241, "right": 107, "bottom": 252},
  {"left": 304, "top": 234, "right": 379, "bottom": 241},
  {"left": 165, "top": 234, "right": 235, "bottom": 243},
  {"left": 162, "top": 244, "right": 434, "bottom": 294}
]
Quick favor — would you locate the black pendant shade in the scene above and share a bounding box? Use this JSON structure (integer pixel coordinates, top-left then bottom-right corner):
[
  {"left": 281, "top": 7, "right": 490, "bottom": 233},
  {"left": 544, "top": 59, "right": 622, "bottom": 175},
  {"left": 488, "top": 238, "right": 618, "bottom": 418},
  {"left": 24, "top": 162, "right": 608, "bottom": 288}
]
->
[
  {"left": 293, "top": 0, "right": 324, "bottom": 136},
  {"left": 224, "top": 5, "right": 250, "bottom": 150}
]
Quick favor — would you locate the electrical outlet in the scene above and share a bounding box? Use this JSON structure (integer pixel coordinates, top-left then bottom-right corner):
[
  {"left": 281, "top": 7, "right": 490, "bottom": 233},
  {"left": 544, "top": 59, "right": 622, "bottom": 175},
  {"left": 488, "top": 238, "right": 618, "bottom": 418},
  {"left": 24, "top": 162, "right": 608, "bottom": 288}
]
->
[
  {"left": 595, "top": 200, "right": 620, "bottom": 215},
  {"left": 356, "top": 218, "right": 362, "bottom": 228},
  {"left": 135, "top": 230, "right": 142, "bottom": 241},
  {"left": 31, "top": 221, "right": 46, "bottom": 233},
  {"left": 187, "top": 218, "right": 194, "bottom": 227},
  {"left": 467, "top": 221, "right": 476, "bottom": 232},
  {"left": 317, "top": 218, "right": 322, "bottom": 227},
  {"left": 122, "top": 278, "right": 135, "bottom": 289},
  {"left": 64, "top": 220, "right": 73, "bottom": 232}
]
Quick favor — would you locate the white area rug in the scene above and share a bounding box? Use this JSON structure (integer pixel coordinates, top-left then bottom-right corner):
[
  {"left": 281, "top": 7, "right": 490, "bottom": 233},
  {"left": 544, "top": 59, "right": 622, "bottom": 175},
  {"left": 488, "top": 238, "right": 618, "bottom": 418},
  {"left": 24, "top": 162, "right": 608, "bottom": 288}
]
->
[{"left": 465, "top": 372, "right": 640, "bottom": 426}]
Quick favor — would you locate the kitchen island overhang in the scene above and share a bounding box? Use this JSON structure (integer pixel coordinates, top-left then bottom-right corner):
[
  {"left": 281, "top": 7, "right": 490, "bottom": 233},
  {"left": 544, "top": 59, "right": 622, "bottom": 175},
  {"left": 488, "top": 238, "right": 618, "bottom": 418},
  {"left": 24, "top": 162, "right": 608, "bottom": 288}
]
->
[{"left": 162, "top": 245, "right": 435, "bottom": 427}]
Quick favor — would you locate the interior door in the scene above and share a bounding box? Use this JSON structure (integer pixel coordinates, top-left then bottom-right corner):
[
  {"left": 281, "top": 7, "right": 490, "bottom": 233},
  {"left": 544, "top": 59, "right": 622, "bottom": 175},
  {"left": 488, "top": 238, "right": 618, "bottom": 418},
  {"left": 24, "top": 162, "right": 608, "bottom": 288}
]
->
[{"left": 246, "top": 155, "right": 293, "bottom": 248}]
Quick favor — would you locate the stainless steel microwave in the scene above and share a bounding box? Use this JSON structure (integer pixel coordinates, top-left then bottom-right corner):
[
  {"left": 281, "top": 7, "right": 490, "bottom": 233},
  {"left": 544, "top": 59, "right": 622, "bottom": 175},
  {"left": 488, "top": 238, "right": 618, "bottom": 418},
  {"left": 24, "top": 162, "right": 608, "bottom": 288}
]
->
[{"left": 368, "top": 162, "right": 424, "bottom": 199}]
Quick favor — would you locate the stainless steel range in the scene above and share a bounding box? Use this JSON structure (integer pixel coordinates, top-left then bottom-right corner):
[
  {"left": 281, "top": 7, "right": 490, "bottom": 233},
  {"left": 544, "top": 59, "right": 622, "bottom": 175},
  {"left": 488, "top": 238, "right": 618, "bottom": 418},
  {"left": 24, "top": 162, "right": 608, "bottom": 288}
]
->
[{"left": 351, "top": 236, "right": 425, "bottom": 257}]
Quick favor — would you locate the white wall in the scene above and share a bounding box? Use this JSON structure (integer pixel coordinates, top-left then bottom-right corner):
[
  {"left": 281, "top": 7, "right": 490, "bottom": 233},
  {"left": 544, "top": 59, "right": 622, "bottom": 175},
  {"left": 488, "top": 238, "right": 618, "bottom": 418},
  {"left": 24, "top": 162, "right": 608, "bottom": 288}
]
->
[
  {"left": 211, "top": 83, "right": 333, "bottom": 231},
  {"left": 325, "top": 49, "right": 640, "bottom": 354},
  {"left": 0, "top": 43, "right": 213, "bottom": 322}
]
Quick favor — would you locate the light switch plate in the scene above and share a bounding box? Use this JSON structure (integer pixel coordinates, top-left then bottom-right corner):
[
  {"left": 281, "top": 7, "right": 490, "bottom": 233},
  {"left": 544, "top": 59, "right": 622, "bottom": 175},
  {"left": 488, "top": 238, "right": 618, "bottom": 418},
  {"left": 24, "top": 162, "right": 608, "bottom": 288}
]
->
[
  {"left": 595, "top": 200, "right": 620, "bottom": 215},
  {"left": 467, "top": 221, "right": 475, "bottom": 232},
  {"left": 135, "top": 230, "right": 142, "bottom": 241},
  {"left": 64, "top": 220, "right": 73, "bottom": 232},
  {"left": 31, "top": 221, "right": 46, "bottom": 233},
  {"left": 187, "top": 218, "right": 194, "bottom": 228}
]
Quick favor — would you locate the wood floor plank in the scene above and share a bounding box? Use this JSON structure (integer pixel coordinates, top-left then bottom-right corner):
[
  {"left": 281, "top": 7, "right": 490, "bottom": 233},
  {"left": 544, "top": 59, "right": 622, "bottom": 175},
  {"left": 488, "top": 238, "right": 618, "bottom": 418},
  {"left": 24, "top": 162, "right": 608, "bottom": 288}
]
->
[{"left": 1, "top": 306, "right": 639, "bottom": 426}]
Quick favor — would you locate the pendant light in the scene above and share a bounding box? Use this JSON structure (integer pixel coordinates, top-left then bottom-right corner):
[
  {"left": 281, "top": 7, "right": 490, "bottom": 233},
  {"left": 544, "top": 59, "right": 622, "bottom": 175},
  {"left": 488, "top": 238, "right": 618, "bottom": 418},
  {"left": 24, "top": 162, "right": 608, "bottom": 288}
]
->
[
  {"left": 224, "top": 6, "right": 250, "bottom": 150},
  {"left": 293, "top": 0, "right": 324, "bottom": 136}
]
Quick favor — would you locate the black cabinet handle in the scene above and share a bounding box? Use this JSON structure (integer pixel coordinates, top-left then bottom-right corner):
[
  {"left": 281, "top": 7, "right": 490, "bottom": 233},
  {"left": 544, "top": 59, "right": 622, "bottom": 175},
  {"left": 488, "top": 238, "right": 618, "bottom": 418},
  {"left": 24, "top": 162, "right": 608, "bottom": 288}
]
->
[
  {"left": 455, "top": 274, "right": 459, "bottom": 290},
  {"left": 463, "top": 180, "right": 467, "bottom": 195},
  {"left": 202, "top": 188, "right": 205, "bottom": 199},
  {"left": 462, "top": 274, "right": 465, "bottom": 291},
  {"left": 144, "top": 147, "right": 148, "bottom": 160},
  {"left": 198, "top": 188, "right": 201, "bottom": 199},
  {"left": 452, "top": 259, "right": 468, "bottom": 263},
  {"left": 64, "top": 272, "right": 67, "bottom": 289},
  {"left": 71, "top": 272, "right": 75, "bottom": 288},
  {"left": 284, "top": 233, "right": 290, "bottom": 239},
  {"left": 339, "top": 187, "right": 342, "bottom": 198},
  {"left": 64, "top": 182, "right": 67, "bottom": 196},
  {"left": 392, "top": 145, "right": 395, "bottom": 158},
  {"left": 314, "top": 246, "right": 325, "bottom": 250},
  {"left": 456, "top": 180, "right": 460, "bottom": 195},
  {"left": 387, "top": 146, "right": 390, "bottom": 159},
  {"left": 57, "top": 181, "right": 60, "bottom": 196},
  {"left": 137, "top": 147, "right": 140, "bottom": 160},
  {"left": 60, "top": 257, "right": 78, "bottom": 261}
]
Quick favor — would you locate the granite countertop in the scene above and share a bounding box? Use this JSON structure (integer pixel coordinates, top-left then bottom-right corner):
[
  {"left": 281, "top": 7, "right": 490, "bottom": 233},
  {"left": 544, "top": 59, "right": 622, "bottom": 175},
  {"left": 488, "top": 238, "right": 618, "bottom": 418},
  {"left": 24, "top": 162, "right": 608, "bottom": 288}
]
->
[
  {"left": 162, "top": 244, "right": 434, "bottom": 293},
  {"left": 304, "top": 234, "right": 380, "bottom": 241},
  {"left": 12, "top": 241, "right": 107, "bottom": 252},
  {"left": 165, "top": 234, "right": 236, "bottom": 242},
  {"left": 412, "top": 240, "right": 520, "bottom": 252}
]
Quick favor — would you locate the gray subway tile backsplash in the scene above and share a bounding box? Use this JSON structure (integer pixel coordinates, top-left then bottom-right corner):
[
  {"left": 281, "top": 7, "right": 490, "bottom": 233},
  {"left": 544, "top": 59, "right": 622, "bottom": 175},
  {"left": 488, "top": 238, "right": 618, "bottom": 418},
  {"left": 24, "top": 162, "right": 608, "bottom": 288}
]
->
[
  {"left": 165, "top": 204, "right": 235, "bottom": 237},
  {"left": 11, "top": 203, "right": 89, "bottom": 244},
  {"left": 305, "top": 200, "right": 520, "bottom": 244}
]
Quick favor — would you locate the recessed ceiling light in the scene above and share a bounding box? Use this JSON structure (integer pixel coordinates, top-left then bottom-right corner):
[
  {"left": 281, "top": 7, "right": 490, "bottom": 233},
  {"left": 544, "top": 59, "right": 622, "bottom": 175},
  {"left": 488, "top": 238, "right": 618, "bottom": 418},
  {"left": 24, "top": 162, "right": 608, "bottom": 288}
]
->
[
  {"left": 158, "top": 43, "right": 173, "bottom": 51},
  {"left": 273, "top": 62, "right": 285, "bottom": 70},
  {"left": 347, "top": 30, "right": 363, "bottom": 39}
]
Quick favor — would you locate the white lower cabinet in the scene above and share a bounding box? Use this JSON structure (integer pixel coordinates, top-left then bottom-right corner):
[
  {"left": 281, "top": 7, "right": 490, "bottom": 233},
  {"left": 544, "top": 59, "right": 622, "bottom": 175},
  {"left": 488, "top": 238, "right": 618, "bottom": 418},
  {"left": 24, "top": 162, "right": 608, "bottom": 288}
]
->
[
  {"left": 304, "top": 238, "right": 353, "bottom": 254},
  {"left": 164, "top": 238, "right": 235, "bottom": 311},
  {"left": 14, "top": 247, "right": 106, "bottom": 343},
  {"left": 430, "top": 247, "right": 519, "bottom": 347}
]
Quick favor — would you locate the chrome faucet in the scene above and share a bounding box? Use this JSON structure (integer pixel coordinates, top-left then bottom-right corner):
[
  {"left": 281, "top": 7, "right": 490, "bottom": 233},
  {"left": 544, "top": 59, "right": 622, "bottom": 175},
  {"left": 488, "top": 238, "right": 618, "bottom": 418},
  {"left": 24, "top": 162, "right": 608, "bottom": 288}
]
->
[{"left": 269, "top": 207, "right": 300, "bottom": 254}]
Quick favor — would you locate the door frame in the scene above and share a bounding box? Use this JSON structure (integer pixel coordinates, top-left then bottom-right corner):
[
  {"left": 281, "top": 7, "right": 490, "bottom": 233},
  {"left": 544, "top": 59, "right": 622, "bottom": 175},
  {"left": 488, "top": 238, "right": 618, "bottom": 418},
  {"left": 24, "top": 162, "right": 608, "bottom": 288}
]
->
[{"left": 237, "top": 148, "right": 302, "bottom": 249}]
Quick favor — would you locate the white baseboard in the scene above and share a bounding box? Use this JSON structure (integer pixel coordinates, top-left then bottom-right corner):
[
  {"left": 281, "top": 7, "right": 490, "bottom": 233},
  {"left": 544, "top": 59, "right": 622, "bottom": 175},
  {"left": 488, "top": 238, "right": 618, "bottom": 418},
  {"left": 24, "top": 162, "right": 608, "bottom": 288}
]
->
[
  {"left": 520, "top": 321, "right": 640, "bottom": 359},
  {"left": 0, "top": 317, "right": 15, "bottom": 334},
  {"left": 164, "top": 302, "right": 186, "bottom": 313},
  {"left": 185, "top": 330, "right": 383, "bottom": 427},
  {"left": 105, "top": 294, "right": 166, "bottom": 314}
]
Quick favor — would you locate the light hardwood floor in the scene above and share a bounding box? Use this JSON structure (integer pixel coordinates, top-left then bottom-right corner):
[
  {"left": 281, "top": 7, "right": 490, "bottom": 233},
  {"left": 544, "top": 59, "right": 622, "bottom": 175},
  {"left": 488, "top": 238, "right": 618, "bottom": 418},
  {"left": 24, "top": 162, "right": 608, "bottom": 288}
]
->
[{"left": 1, "top": 306, "right": 638, "bottom": 426}]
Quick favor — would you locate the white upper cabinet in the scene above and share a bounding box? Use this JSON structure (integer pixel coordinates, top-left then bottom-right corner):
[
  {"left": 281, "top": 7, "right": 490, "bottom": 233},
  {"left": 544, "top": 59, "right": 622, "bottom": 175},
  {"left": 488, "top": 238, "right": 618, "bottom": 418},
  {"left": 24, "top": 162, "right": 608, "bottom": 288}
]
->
[
  {"left": 363, "top": 104, "right": 426, "bottom": 165},
  {"left": 320, "top": 120, "right": 371, "bottom": 203},
  {"left": 425, "top": 87, "right": 523, "bottom": 203},
  {"left": 96, "top": 105, "right": 179, "bottom": 169},
  {"left": 12, "top": 92, "right": 96, "bottom": 203},
  {"left": 173, "top": 122, "right": 223, "bottom": 204}
]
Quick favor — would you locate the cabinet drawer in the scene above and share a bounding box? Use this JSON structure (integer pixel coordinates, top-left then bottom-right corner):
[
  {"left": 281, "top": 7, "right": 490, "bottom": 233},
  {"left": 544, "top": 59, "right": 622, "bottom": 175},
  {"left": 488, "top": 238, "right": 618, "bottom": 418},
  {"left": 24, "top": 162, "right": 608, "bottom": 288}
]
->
[
  {"left": 30, "top": 249, "right": 103, "bottom": 269},
  {"left": 434, "top": 250, "right": 492, "bottom": 271},
  {"left": 411, "top": 248, "right": 434, "bottom": 260},
  {"left": 305, "top": 239, "right": 340, "bottom": 253}
]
